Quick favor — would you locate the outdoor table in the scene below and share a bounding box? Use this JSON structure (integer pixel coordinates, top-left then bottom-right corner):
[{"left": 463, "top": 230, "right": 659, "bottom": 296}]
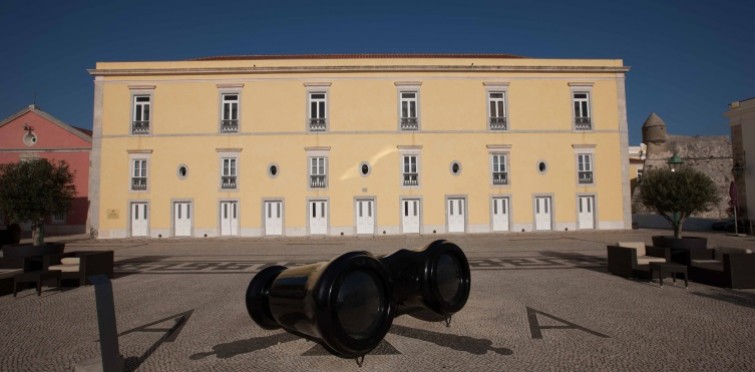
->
[{"left": 649, "top": 262, "right": 688, "bottom": 289}]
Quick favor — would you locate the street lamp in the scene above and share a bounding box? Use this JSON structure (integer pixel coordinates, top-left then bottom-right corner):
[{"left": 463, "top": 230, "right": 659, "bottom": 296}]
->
[
  {"left": 732, "top": 160, "right": 745, "bottom": 178},
  {"left": 667, "top": 153, "right": 684, "bottom": 172}
]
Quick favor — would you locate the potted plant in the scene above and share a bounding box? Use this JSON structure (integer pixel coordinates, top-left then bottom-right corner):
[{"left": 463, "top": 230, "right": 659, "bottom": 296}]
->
[
  {"left": 0, "top": 159, "right": 75, "bottom": 258},
  {"left": 639, "top": 167, "right": 719, "bottom": 251}
]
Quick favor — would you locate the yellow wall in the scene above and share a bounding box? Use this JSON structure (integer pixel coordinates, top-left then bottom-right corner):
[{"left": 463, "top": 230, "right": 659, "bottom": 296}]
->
[{"left": 91, "top": 56, "right": 629, "bottom": 238}]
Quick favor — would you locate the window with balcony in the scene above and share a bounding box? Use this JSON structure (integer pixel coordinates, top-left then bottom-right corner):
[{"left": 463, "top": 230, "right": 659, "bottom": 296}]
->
[
  {"left": 310, "top": 157, "right": 327, "bottom": 188},
  {"left": 577, "top": 153, "right": 593, "bottom": 184},
  {"left": 132, "top": 96, "right": 151, "bottom": 134},
  {"left": 403, "top": 155, "right": 419, "bottom": 186},
  {"left": 309, "top": 92, "right": 327, "bottom": 131},
  {"left": 488, "top": 92, "right": 507, "bottom": 130},
  {"left": 573, "top": 92, "right": 591, "bottom": 130},
  {"left": 132, "top": 159, "right": 148, "bottom": 191},
  {"left": 221, "top": 94, "right": 239, "bottom": 133},
  {"left": 400, "top": 92, "right": 419, "bottom": 130},
  {"left": 491, "top": 153, "right": 508, "bottom": 185},
  {"left": 222, "top": 158, "right": 237, "bottom": 189}
]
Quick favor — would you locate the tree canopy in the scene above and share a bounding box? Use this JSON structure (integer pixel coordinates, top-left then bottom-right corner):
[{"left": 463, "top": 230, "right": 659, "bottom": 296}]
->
[
  {"left": 0, "top": 159, "right": 76, "bottom": 245},
  {"left": 639, "top": 167, "right": 720, "bottom": 238}
]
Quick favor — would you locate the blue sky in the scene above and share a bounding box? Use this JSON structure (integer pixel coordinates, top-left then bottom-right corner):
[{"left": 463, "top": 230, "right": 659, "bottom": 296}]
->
[{"left": 1, "top": 0, "right": 753, "bottom": 145}]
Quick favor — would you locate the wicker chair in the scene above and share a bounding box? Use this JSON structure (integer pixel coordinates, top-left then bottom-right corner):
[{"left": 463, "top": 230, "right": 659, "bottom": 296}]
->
[
  {"left": 607, "top": 241, "right": 668, "bottom": 279},
  {"left": 688, "top": 247, "right": 755, "bottom": 289},
  {"left": 43, "top": 251, "right": 114, "bottom": 287}
]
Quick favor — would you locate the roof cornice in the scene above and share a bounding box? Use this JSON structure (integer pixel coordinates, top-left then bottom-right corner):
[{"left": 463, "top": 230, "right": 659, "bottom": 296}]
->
[{"left": 88, "top": 64, "right": 630, "bottom": 77}]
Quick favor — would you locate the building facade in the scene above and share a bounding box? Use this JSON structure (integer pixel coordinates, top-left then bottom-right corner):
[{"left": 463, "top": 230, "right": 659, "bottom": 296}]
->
[
  {"left": 88, "top": 54, "right": 631, "bottom": 239},
  {"left": 0, "top": 104, "right": 91, "bottom": 234},
  {"left": 726, "top": 97, "right": 755, "bottom": 231}
]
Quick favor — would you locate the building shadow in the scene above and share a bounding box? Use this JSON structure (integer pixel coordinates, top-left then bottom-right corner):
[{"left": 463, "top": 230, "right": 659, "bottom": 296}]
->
[
  {"left": 537, "top": 250, "right": 608, "bottom": 275},
  {"left": 691, "top": 290, "right": 755, "bottom": 310}
]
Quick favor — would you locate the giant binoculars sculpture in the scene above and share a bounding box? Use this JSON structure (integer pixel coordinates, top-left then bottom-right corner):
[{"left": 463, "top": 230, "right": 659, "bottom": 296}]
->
[{"left": 245, "top": 239, "right": 471, "bottom": 359}]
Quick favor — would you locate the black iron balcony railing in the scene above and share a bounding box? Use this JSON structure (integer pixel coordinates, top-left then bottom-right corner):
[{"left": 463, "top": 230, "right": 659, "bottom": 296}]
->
[
  {"left": 492, "top": 172, "right": 508, "bottom": 185},
  {"left": 221, "top": 119, "right": 238, "bottom": 133},
  {"left": 310, "top": 175, "right": 326, "bottom": 188},
  {"left": 131, "top": 177, "right": 147, "bottom": 190},
  {"left": 222, "top": 176, "right": 237, "bottom": 189},
  {"left": 132, "top": 121, "right": 150, "bottom": 135},
  {"left": 403, "top": 173, "right": 418, "bottom": 186},
  {"left": 575, "top": 117, "right": 592, "bottom": 130},
  {"left": 578, "top": 172, "right": 593, "bottom": 184},
  {"left": 489, "top": 117, "right": 507, "bottom": 130},
  {"left": 309, "top": 118, "right": 327, "bottom": 131},
  {"left": 400, "top": 117, "right": 419, "bottom": 130}
]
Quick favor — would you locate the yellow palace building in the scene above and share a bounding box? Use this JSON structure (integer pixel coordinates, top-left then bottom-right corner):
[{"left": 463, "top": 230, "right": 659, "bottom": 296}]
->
[{"left": 87, "top": 54, "right": 631, "bottom": 238}]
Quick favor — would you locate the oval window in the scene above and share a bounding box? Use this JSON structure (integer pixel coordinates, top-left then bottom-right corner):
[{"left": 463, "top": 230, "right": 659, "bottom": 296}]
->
[
  {"left": 450, "top": 161, "right": 461, "bottom": 175},
  {"left": 269, "top": 164, "right": 279, "bottom": 178},
  {"left": 538, "top": 161, "right": 547, "bottom": 173},
  {"left": 360, "top": 162, "right": 370, "bottom": 177},
  {"left": 177, "top": 165, "right": 188, "bottom": 179}
]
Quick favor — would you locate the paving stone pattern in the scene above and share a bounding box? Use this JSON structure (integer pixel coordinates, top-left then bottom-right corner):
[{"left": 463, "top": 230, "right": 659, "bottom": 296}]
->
[{"left": 1, "top": 229, "right": 754, "bottom": 371}]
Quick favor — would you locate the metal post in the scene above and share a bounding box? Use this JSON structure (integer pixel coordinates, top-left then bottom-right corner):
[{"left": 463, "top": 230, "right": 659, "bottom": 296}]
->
[{"left": 75, "top": 275, "right": 123, "bottom": 372}]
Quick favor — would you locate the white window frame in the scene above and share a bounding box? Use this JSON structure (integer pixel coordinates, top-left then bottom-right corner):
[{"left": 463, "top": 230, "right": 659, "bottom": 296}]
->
[
  {"left": 569, "top": 83, "right": 594, "bottom": 131},
  {"left": 487, "top": 144, "right": 512, "bottom": 187},
  {"left": 306, "top": 147, "right": 330, "bottom": 190},
  {"left": 305, "top": 83, "right": 331, "bottom": 132},
  {"left": 396, "top": 82, "right": 421, "bottom": 131},
  {"left": 221, "top": 93, "right": 239, "bottom": 133},
  {"left": 484, "top": 82, "right": 509, "bottom": 131},
  {"left": 573, "top": 144, "right": 596, "bottom": 186},
  {"left": 129, "top": 85, "right": 155, "bottom": 135},
  {"left": 221, "top": 157, "right": 238, "bottom": 190},
  {"left": 491, "top": 153, "right": 509, "bottom": 186},
  {"left": 398, "top": 145, "right": 422, "bottom": 188},
  {"left": 128, "top": 150, "right": 152, "bottom": 192},
  {"left": 217, "top": 84, "right": 243, "bottom": 134},
  {"left": 217, "top": 148, "right": 242, "bottom": 191},
  {"left": 309, "top": 156, "right": 328, "bottom": 189},
  {"left": 309, "top": 92, "right": 328, "bottom": 131},
  {"left": 577, "top": 154, "right": 594, "bottom": 185}
]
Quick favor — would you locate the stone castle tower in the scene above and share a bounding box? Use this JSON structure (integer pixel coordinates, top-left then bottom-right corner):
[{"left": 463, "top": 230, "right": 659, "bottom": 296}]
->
[{"left": 634, "top": 112, "right": 733, "bottom": 219}]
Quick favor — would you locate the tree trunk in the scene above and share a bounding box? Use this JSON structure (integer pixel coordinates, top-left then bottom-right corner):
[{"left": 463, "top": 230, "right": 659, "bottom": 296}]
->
[{"left": 32, "top": 221, "right": 45, "bottom": 247}]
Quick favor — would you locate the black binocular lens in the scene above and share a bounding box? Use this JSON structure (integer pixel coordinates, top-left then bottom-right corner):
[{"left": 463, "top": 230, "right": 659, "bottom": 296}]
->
[
  {"left": 335, "top": 269, "right": 384, "bottom": 340},
  {"left": 436, "top": 252, "right": 463, "bottom": 304}
]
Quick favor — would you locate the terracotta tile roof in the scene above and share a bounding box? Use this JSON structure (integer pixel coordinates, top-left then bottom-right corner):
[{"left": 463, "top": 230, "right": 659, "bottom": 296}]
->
[{"left": 191, "top": 53, "right": 524, "bottom": 61}]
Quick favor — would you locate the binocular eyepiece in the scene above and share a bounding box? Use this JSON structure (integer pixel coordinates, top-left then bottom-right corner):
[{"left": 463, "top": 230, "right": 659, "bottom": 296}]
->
[{"left": 245, "top": 239, "right": 471, "bottom": 358}]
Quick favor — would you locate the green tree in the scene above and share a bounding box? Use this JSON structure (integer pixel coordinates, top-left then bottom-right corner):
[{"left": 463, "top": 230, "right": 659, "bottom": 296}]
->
[
  {"left": 0, "top": 159, "right": 76, "bottom": 246},
  {"left": 639, "top": 167, "right": 719, "bottom": 238}
]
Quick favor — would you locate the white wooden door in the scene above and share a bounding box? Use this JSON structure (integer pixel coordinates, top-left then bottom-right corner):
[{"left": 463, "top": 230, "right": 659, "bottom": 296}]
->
[
  {"left": 265, "top": 201, "right": 283, "bottom": 236},
  {"left": 220, "top": 201, "right": 238, "bottom": 236},
  {"left": 356, "top": 199, "right": 375, "bottom": 234},
  {"left": 309, "top": 200, "right": 327, "bottom": 235},
  {"left": 402, "top": 199, "right": 420, "bottom": 234},
  {"left": 174, "top": 202, "right": 192, "bottom": 237},
  {"left": 535, "top": 197, "right": 552, "bottom": 231},
  {"left": 447, "top": 198, "right": 466, "bottom": 233},
  {"left": 578, "top": 196, "right": 595, "bottom": 229},
  {"left": 492, "top": 197, "right": 510, "bottom": 232},
  {"left": 131, "top": 202, "right": 148, "bottom": 237}
]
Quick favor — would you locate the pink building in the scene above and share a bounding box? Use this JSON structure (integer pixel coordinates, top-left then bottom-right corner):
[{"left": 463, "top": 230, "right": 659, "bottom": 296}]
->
[{"left": 0, "top": 105, "right": 92, "bottom": 235}]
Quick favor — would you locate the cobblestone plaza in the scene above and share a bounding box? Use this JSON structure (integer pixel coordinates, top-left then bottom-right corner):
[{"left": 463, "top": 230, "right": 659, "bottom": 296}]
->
[{"left": 1, "top": 229, "right": 754, "bottom": 371}]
